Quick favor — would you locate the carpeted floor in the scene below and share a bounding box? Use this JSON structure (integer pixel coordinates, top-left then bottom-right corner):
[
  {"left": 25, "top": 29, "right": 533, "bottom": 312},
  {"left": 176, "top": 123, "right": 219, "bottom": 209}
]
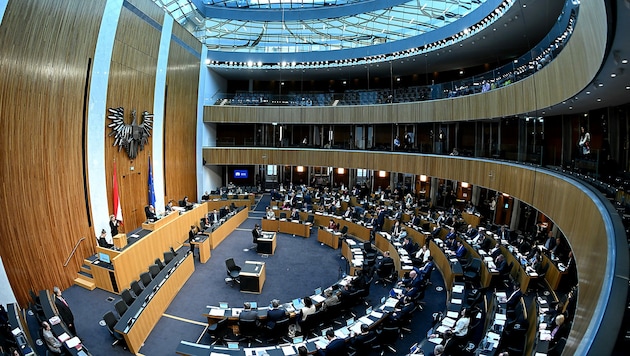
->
[{"left": 39, "top": 196, "right": 455, "bottom": 356}]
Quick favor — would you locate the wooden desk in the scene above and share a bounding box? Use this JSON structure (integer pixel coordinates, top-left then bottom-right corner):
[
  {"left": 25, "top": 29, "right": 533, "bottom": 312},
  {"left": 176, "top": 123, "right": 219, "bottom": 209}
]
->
[
  {"left": 191, "top": 235, "right": 212, "bottom": 263},
  {"left": 262, "top": 217, "right": 311, "bottom": 238},
  {"left": 462, "top": 212, "right": 481, "bottom": 228},
  {"left": 317, "top": 227, "right": 339, "bottom": 249},
  {"left": 112, "top": 233, "right": 128, "bottom": 249},
  {"left": 90, "top": 259, "right": 117, "bottom": 293},
  {"left": 257, "top": 231, "right": 277, "bottom": 255},
  {"left": 38, "top": 290, "right": 88, "bottom": 356},
  {"left": 115, "top": 253, "right": 195, "bottom": 354},
  {"left": 240, "top": 261, "right": 266, "bottom": 294},
  {"left": 110, "top": 203, "right": 207, "bottom": 293},
  {"left": 141, "top": 210, "right": 179, "bottom": 231},
  {"left": 311, "top": 212, "right": 371, "bottom": 241},
  {"left": 208, "top": 207, "right": 249, "bottom": 249}
]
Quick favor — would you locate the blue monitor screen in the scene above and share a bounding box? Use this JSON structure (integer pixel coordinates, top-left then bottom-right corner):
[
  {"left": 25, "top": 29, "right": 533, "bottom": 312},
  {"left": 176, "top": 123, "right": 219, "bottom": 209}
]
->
[
  {"left": 234, "top": 169, "right": 248, "bottom": 179},
  {"left": 98, "top": 252, "right": 111, "bottom": 264}
]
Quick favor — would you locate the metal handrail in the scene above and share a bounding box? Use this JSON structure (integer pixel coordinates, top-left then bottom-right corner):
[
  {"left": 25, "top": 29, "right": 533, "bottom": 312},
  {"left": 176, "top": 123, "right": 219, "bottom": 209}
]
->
[{"left": 63, "top": 237, "right": 87, "bottom": 267}]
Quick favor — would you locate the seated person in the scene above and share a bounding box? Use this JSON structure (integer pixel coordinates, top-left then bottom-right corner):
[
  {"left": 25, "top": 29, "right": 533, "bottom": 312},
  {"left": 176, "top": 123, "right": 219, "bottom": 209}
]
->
[
  {"left": 97, "top": 229, "right": 114, "bottom": 249},
  {"left": 452, "top": 308, "right": 471, "bottom": 348},
  {"left": 316, "top": 328, "right": 348, "bottom": 356},
  {"left": 266, "top": 299, "right": 288, "bottom": 329},
  {"left": 41, "top": 321, "right": 63, "bottom": 354},
  {"left": 495, "top": 254, "right": 509, "bottom": 276},
  {"left": 391, "top": 221, "right": 403, "bottom": 239},
  {"left": 200, "top": 214, "right": 211, "bottom": 230},
  {"left": 448, "top": 240, "right": 467, "bottom": 262},
  {"left": 412, "top": 244, "right": 431, "bottom": 267},
  {"left": 327, "top": 219, "right": 337, "bottom": 230},
  {"left": 239, "top": 302, "right": 259, "bottom": 323},
  {"left": 298, "top": 296, "right": 316, "bottom": 324},
  {"left": 165, "top": 200, "right": 175, "bottom": 214},
  {"left": 397, "top": 269, "right": 424, "bottom": 299},
  {"left": 505, "top": 283, "right": 523, "bottom": 313},
  {"left": 464, "top": 224, "right": 478, "bottom": 239},
  {"left": 145, "top": 205, "right": 158, "bottom": 221},
  {"left": 497, "top": 224, "right": 510, "bottom": 242},
  {"left": 321, "top": 288, "right": 341, "bottom": 311},
  {"left": 265, "top": 206, "right": 276, "bottom": 220},
  {"left": 350, "top": 324, "right": 375, "bottom": 348},
  {"left": 290, "top": 208, "right": 300, "bottom": 221},
  {"left": 418, "top": 256, "right": 435, "bottom": 281},
  {"left": 386, "top": 296, "right": 415, "bottom": 325},
  {"left": 401, "top": 237, "right": 415, "bottom": 255},
  {"left": 201, "top": 191, "right": 210, "bottom": 201},
  {"left": 376, "top": 251, "right": 394, "bottom": 271},
  {"left": 342, "top": 207, "right": 353, "bottom": 219},
  {"left": 180, "top": 196, "right": 193, "bottom": 210}
]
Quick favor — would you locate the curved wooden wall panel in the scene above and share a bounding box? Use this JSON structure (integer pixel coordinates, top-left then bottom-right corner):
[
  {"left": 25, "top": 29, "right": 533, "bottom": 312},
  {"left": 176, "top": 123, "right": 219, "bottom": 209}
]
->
[
  {"left": 202, "top": 147, "right": 612, "bottom": 354},
  {"left": 204, "top": 0, "right": 606, "bottom": 124},
  {"left": 163, "top": 28, "right": 201, "bottom": 203},
  {"left": 105, "top": 4, "right": 161, "bottom": 230},
  {"left": 0, "top": 0, "right": 105, "bottom": 306}
]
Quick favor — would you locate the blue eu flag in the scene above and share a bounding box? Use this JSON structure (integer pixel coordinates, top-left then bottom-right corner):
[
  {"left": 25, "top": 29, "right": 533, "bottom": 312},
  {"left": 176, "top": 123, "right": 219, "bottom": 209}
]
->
[{"left": 148, "top": 156, "right": 156, "bottom": 208}]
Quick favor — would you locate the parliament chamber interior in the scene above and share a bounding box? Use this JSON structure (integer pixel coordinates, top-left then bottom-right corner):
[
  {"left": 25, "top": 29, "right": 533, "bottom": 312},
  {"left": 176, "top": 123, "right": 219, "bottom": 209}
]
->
[{"left": 0, "top": 0, "right": 629, "bottom": 355}]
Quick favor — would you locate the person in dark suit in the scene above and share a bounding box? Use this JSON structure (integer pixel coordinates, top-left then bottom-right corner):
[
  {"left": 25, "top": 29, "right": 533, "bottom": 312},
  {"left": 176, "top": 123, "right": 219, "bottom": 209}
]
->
[
  {"left": 145, "top": 205, "right": 157, "bottom": 221},
  {"left": 210, "top": 209, "right": 220, "bottom": 224},
  {"left": 376, "top": 208, "right": 386, "bottom": 232},
  {"left": 97, "top": 229, "right": 114, "bottom": 249},
  {"left": 505, "top": 283, "right": 523, "bottom": 312},
  {"left": 290, "top": 208, "right": 300, "bottom": 220},
  {"left": 188, "top": 225, "right": 199, "bottom": 256},
  {"left": 109, "top": 214, "right": 119, "bottom": 236},
  {"left": 316, "top": 328, "right": 347, "bottom": 356},
  {"left": 53, "top": 286, "right": 76, "bottom": 335},
  {"left": 350, "top": 324, "right": 375, "bottom": 349},
  {"left": 266, "top": 300, "right": 288, "bottom": 329},
  {"left": 239, "top": 302, "right": 258, "bottom": 322}
]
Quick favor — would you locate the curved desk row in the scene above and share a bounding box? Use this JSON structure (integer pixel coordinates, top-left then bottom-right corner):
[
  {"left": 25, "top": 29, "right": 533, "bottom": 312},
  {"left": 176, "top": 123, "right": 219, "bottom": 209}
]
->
[
  {"left": 6, "top": 303, "right": 36, "bottom": 356},
  {"left": 114, "top": 252, "right": 194, "bottom": 354},
  {"left": 262, "top": 215, "right": 311, "bottom": 238}
]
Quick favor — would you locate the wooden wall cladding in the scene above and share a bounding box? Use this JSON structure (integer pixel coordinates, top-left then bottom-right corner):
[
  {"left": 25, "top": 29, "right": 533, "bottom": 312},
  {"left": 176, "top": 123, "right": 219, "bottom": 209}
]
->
[
  {"left": 0, "top": 0, "right": 105, "bottom": 306},
  {"left": 163, "top": 24, "right": 201, "bottom": 204},
  {"left": 105, "top": 4, "right": 161, "bottom": 231},
  {"left": 203, "top": 147, "right": 609, "bottom": 355},
  {"left": 204, "top": 0, "right": 606, "bottom": 125}
]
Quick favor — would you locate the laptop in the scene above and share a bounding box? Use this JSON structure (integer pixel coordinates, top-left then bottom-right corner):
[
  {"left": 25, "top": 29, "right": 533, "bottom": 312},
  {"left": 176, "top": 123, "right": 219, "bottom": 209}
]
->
[
  {"left": 365, "top": 306, "right": 373, "bottom": 315},
  {"left": 292, "top": 298, "right": 304, "bottom": 310},
  {"left": 219, "top": 302, "right": 229, "bottom": 309},
  {"left": 321, "top": 327, "right": 332, "bottom": 337},
  {"left": 226, "top": 341, "right": 240, "bottom": 350},
  {"left": 314, "top": 287, "right": 322, "bottom": 295},
  {"left": 248, "top": 301, "right": 258, "bottom": 309},
  {"left": 292, "top": 336, "right": 304, "bottom": 344},
  {"left": 346, "top": 317, "right": 355, "bottom": 326}
]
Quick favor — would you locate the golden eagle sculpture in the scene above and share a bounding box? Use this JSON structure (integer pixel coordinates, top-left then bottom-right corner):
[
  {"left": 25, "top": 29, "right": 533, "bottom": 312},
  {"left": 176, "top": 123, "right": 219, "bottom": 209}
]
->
[{"left": 107, "top": 107, "right": 153, "bottom": 160}]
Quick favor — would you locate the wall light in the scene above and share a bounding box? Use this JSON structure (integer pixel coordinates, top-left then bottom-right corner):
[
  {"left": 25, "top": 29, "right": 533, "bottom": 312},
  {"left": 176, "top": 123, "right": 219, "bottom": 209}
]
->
[
  {"left": 378, "top": 170, "right": 387, "bottom": 178},
  {"left": 337, "top": 168, "right": 345, "bottom": 175},
  {"left": 461, "top": 182, "right": 470, "bottom": 188},
  {"left": 420, "top": 174, "right": 427, "bottom": 182},
  {"left": 296, "top": 166, "right": 304, "bottom": 173}
]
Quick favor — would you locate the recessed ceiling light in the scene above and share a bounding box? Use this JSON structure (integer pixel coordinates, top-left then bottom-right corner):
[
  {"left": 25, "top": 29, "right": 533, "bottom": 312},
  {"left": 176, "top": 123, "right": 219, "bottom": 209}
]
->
[
  {"left": 622, "top": 59, "right": 628, "bottom": 64},
  {"left": 597, "top": 98, "right": 602, "bottom": 102},
  {"left": 569, "top": 106, "right": 573, "bottom": 110},
  {"left": 598, "top": 83, "right": 604, "bottom": 87},
  {"left": 586, "top": 91, "right": 591, "bottom": 95},
  {"left": 626, "top": 86, "right": 630, "bottom": 90},
  {"left": 611, "top": 73, "right": 617, "bottom": 78}
]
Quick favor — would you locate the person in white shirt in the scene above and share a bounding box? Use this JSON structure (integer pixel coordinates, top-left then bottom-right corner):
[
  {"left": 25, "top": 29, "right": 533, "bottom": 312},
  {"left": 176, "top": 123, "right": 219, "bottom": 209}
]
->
[
  {"left": 452, "top": 308, "right": 471, "bottom": 348},
  {"left": 265, "top": 206, "right": 275, "bottom": 220}
]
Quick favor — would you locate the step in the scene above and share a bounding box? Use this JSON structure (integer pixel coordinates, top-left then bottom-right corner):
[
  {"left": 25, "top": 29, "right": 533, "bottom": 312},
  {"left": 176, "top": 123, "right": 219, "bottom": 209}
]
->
[
  {"left": 78, "top": 270, "right": 93, "bottom": 279},
  {"left": 74, "top": 277, "right": 95, "bottom": 291},
  {"left": 80, "top": 264, "right": 92, "bottom": 274}
]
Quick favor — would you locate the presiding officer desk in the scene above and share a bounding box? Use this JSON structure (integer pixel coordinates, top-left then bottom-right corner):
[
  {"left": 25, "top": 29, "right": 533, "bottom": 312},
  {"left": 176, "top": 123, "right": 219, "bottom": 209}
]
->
[
  {"left": 114, "top": 251, "right": 195, "bottom": 354},
  {"left": 91, "top": 203, "right": 248, "bottom": 293}
]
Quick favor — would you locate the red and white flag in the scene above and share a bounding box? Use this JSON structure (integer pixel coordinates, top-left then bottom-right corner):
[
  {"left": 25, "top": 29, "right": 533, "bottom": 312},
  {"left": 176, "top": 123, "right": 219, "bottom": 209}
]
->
[{"left": 113, "top": 161, "right": 123, "bottom": 224}]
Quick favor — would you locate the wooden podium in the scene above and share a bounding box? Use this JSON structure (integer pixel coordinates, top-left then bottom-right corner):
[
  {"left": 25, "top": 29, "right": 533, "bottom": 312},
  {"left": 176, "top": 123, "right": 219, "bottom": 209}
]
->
[{"left": 240, "top": 261, "right": 266, "bottom": 294}]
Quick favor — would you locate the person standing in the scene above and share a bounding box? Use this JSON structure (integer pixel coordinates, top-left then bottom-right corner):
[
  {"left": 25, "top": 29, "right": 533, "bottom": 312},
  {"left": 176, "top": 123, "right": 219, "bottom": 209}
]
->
[
  {"left": 578, "top": 126, "right": 591, "bottom": 158},
  {"left": 53, "top": 286, "right": 76, "bottom": 335},
  {"left": 109, "top": 214, "right": 119, "bottom": 236}
]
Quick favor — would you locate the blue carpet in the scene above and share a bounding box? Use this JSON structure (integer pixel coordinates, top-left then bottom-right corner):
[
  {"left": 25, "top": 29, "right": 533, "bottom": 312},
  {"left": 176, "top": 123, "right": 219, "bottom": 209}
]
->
[{"left": 55, "top": 210, "right": 449, "bottom": 355}]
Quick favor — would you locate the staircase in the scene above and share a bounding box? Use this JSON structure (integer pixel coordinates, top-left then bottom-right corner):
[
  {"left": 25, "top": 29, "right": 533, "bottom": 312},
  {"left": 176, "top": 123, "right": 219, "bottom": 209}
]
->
[{"left": 74, "top": 256, "right": 96, "bottom": 290}]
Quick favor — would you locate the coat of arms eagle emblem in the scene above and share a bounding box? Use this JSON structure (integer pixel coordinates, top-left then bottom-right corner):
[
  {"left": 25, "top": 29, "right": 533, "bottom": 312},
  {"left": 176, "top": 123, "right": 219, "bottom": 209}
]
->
[{"left": 107, "top": 107, "right": 153, "bottom": 160}]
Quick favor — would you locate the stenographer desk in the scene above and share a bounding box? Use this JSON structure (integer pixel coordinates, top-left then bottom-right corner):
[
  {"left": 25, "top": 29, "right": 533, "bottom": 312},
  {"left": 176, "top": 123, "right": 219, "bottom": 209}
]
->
[
  {"left": 190, "top": 234, "right": 212, "bottom": 263},
  {"left": 263, "top": 212, "right": 311, "bottom": 238},
  {"left": 317, "top": 227, "right": 340, "bottom": 249},
  {"left": 114, "top": 253, "right": 194, "bottom": 354},
  {"left": 311, "top": 211, "right": 372, "bottom": 241}
]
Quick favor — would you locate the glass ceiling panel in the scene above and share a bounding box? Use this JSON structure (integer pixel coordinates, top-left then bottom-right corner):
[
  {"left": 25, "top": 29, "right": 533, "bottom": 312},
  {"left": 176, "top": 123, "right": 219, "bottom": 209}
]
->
[{"left": 152, "top": 0, "right": 487, "bottom": 53}]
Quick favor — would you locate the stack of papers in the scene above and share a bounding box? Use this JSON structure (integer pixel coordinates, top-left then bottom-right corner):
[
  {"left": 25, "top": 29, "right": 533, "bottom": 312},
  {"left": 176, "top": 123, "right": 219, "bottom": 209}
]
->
[
  {"left": 441, "top": 317, "right": 456, "bottom": 328},
  {"left": 452, "top": 285, "right": 465, "bottom": 294}
]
